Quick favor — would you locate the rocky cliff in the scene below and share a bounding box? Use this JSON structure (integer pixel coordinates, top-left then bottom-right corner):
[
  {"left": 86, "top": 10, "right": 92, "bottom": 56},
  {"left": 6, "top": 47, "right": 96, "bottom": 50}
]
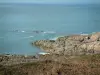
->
[{"left": 33, "top": 32, "right": 100, "bottom": 55}]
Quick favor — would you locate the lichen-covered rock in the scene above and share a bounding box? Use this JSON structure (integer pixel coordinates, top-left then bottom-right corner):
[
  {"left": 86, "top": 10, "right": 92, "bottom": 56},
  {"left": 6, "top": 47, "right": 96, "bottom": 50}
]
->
[
  {"left": 90, "top": 32, "right": 100, "bottom": 41},
  {"left": 80, "top": 41, "right": 100, "bottom": 54},
  {"left": 33, "top": 32, "right": 100, "bottom": 55}
]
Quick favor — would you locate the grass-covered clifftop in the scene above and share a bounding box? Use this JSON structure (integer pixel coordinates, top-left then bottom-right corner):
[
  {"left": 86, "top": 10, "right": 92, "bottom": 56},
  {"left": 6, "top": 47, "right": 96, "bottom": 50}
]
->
[{"left": 0, "top": 54, "right": 100, "bottom": 75}]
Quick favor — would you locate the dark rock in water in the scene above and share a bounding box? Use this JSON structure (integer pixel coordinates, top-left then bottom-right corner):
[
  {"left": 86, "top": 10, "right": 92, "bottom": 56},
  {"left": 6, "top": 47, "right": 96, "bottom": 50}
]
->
[{"left": 33, "top": 32, "right": 100, "bottom": 55}]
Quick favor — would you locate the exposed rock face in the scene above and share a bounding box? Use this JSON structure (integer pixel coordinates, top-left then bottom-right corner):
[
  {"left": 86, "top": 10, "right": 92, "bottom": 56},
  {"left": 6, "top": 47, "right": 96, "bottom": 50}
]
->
[
  {"left": 33, "top": 32, "right": 100, "bottom": 55},
  {"left": 90, "top": 32, "right": 100, "bottom": 41}
]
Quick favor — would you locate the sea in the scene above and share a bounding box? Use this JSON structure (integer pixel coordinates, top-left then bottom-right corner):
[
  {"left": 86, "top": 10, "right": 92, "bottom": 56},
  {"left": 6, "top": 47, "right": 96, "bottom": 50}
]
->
[{"left": 0, "top": 4, "right": 100, "bottom": 55}]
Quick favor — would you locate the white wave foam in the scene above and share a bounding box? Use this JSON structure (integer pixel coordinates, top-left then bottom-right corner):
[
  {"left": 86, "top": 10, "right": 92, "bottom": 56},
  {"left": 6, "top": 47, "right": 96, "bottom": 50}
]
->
[
  {"left": 79, "top": 32, "right": 88, "bottom": 35},
  {"left": 49, "top": 36, "right": 64, "bottom": 40},
  {"left": 10, "top": 30, "right": 56, "bottom": 35},
  {"left": 43, "top": 31, "right": 56, "bottom": 34},
  {"left": 29, "top": 36, "right": 34, "bottom": 37},
  {"left": 10, "top": 30, "right": 26, "bottom": 33},
  {"left": 38, "top": 52, "right": 50, "bottom": 55},
  {"left": 21, "top": 31, "right": 25, "bottom": 33},
  {"left": 49, "top": 37, "right": 58, "bottom": 40},
  {"left": 80, "top": 34, "right": 88, "bottom": 35},
  {"left": 23, "top": 36, "right": 34, "bottom": 38}
]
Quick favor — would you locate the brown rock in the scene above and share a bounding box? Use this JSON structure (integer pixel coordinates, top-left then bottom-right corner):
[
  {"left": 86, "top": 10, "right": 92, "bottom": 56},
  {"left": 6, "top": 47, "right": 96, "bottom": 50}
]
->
[
  {"left": 33, "top": 32, "right": 100, "bottom": 56},
  {"left": 90, "top": 32, "right": 100, "bottom": 41}
]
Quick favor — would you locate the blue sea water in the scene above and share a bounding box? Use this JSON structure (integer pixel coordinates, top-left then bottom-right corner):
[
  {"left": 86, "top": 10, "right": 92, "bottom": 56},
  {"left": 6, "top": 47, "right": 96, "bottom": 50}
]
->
[{"left": 0, "top": 4, "right": 100, "bottom": 55}]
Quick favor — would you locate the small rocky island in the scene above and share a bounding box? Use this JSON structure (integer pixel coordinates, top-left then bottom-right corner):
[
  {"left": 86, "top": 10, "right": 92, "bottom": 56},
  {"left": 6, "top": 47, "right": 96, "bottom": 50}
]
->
[
  {"left": 1, "top": 32, "right": 100, "bottom": 75},
  {"left": 33, "top": 32, "right": 100, "bottom": 55}
]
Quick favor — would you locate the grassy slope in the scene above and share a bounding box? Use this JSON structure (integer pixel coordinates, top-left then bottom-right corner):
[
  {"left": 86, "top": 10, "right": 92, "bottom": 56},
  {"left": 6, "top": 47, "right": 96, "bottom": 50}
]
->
[{"left": 0, "top": 54, "right": 100, "bottom": 75}]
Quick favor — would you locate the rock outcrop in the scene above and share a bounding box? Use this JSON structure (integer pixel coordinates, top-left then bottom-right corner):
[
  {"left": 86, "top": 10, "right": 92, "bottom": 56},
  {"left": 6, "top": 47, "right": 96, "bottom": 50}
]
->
[{"left": 33, "top": 32, "right": 100, "bottom": 55}]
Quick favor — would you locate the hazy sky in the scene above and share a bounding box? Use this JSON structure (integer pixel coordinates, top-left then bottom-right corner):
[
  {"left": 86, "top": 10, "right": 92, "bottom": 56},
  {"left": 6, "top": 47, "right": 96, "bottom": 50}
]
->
[{"left": 0, "top": 0, "right": 100, "bottom": 4}]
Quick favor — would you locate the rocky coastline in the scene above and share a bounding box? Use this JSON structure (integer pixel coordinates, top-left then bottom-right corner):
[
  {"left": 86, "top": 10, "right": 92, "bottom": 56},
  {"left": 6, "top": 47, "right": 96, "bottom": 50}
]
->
[
  {"left": 33, "top": 32, "right": 100, "bottom": 55},
  {"left": 1, "top": 32, "right": 100, "bottom": 75}
]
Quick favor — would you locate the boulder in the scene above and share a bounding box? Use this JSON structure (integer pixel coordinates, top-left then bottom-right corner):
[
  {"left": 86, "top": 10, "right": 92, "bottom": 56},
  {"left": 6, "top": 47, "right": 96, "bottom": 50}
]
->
[{"left": 90, "top": 32, "right": 100, "bottom": 41}]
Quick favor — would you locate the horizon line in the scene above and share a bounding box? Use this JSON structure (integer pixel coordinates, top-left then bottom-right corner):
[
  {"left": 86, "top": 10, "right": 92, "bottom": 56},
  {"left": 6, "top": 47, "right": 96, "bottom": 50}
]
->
[{"left": 0, "top": 2, "right": 99, "bottom": 5}]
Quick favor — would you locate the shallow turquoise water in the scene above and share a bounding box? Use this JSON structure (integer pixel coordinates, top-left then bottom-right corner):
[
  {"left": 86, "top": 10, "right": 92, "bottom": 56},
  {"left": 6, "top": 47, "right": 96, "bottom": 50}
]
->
[{"left": 0, "top": 4, "right": 100, "bottom": 55}]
